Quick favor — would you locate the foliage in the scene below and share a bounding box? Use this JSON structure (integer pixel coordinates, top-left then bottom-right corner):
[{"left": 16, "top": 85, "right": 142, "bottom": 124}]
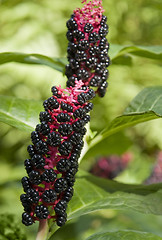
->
[
  {"left": 0, "top": 214, "right": 27, "bottom": 240},
  {"left": 0, "top": 0, "right": 162, "bottom": 240}
]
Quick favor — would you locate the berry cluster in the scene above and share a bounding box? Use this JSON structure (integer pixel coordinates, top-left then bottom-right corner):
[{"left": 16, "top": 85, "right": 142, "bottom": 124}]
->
[
  {"left": 66, "top": 0, "right": 109, "bottom": 97},
  {"left": 20, "top": 0, "right": 109, "bottom": 229},
  {"left": 90, "top": 153, "right": 132, "bottom": 179},
  {"left": 20, "top": 81, "right": 95, "bottom": 227},
  {"left": 144, "top": 151, "right": 162, "bottom": 184}
]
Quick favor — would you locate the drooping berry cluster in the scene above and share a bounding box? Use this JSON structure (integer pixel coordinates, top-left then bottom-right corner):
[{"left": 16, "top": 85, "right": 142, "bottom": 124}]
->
[
  {"left": 90, "top": 153, "right": 132, "bottom": 179},
  {"left": 144, "top": 151, "right": 162, "bottom": 184},
  {"left": 66, "top": 0, "right": 109, "bottom": 97},
  {"left": 20, "top": 81, "right": 95, "bottom": 227}
]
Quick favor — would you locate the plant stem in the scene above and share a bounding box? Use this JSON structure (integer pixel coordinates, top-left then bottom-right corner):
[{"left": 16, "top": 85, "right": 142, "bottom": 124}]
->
[{"left": 36, "top": 220, "right": 49, "bottom": 240}]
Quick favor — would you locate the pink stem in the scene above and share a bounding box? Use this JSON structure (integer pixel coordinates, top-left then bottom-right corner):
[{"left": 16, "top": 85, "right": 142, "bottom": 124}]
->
[{"left": 36, "top": 220, "right": 49, "bottom": 240}]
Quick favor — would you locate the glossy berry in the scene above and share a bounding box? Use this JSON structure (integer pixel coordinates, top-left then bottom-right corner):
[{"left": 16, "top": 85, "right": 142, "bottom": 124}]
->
[
  {"left": 77, "top": 92, "right": 87, "bottom": 104},
  {"left": 54, "top": 200, "right": 67, "bottom": 215},
  {"left": 41, "top": 169, "right": 57, "bottom": 183},
  {"left": 61, "top": 102, "right": 73, "bottom": 112},
  {"left": 31, "top": 154, "right": 45, "bottom": 169},
  {"left": 31, "top": 131, "right": 40, "bottom": 144},
  {"left": 39, "top": 111, "right": 52, "bottom": 123},
  {"left": 51, "top": 86, "right": 60, "bottom": 97},
  {"left": 84, "top": 102, "right": 93, "bottom": 113},
  {"left": 39, "top": 122, "right": 50, "bottom": 135},
  {"left": 26, "top": 188, "right": 40, "bottom": 204},
  {"left": 54, "top": 178, "right": 67, "bottom": 193},
  {"left": 47, "top": 132, "right": 61, "bottom": 146},
  {"left": 78, "top": 40, "right": 89, "bottom": 50},
  {"left": 84, "top": 23, "right": 94, "bottom": 33},
  {"left": 98, "top": 80, "right": 108, "bottom": 97},
  {"left": 35, "top": 140, "right": 48, "bottom": 154},
  {"left": 57, "top": 113, "right": 71, "bottom": 122},
  {"left": 73, "top": 108, "right": 86, "bottom": 119},
  {"left": 27, "top": 145, "right": 36, "bottom": 158},
  {"left": 42, "top": 189, "right": 57, "bottom": 203},
  {"left": 28, "top": 170, "right": 42, "bottom": 185},
  {"left": 58, "top": 141, "right": 73, "bottom": 156},
  {"left": 70, "top": 132, "right": 82, "bottom": 145},
  {"left": 22, "top": 212, "right": 33, "bottom": 226},
  {"left": 56, "top": 158, "right": 71, "bottom": 172},
  {"left": 63, "top": 186, "right": 74, "bottom": 202},
  {"left": 66, "top": 18, "right": 78, "bottom": 30},
  {"left": 24, "top": 159, "right": 32, "bottom": 174},
  {"left": 58, "top": 124, "right": 73, "bottom": 136},
  {"left": 35, "top": 205, "right": 49, "bottom": 219},
  {"left": 56, "top": 215, "right": 67, "bottom": 227},
  {"left": 43, "top": 97, "right": 59, "bottom": 111},
  {"left": 21, "top": 177, "right": 31, "bottom": 192},
  {"left": 20, "top": 194, "right": 31, "bottom": 212},
  {"left": 72, "top": 119, "right": 84, "bottom": 132}
]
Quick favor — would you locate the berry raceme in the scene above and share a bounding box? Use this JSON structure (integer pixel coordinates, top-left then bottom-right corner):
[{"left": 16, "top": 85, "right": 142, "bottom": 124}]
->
[
  {"left": 66, "top": 0, "right": 109, "bottom": 97},
  {"left": 20, "top": 80, "right": 95, "bottom": 227}
]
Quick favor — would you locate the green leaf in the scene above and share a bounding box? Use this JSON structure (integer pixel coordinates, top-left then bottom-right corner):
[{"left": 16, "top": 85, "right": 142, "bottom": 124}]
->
[
  {"left": 0, "top": 95, "right": 42, "bottom": 132},
  {"left": 48, "top": 171, "right": 162, "bottom": 239},
  {"left": 87, "top": 86, "right": 162, "bottom": 152},
  {"left": 0, "top": 52, "right": 66, "bottom": 72},
  {"left": 110, "top": 44, "right": 162, "bottom": 64},
  {"left": 86, "top": 230, "right": 162, "bottom": 240},
  {"left": 0, "top": 214, "right": 27, "bottom": 240}
]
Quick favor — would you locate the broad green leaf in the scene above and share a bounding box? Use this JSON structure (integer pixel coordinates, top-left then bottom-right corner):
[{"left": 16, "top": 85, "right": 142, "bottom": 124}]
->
[
  {"left": 87, "top": 86, "right": 162, "bottom": 152},
  {"left": 0, "top": 52, "right": 66, "bottom": 72},
  {"left": 110, "top": 44, "right": 162, "bottom": 64},
  {"left": 0, "top": 95, "right": 42, "bottom": 132},
  {"left": 86, "top": 230, "right": 162, "bottom": 240},
  {"left": 47, "top": 171, "right": 162, "bottom": 239}
]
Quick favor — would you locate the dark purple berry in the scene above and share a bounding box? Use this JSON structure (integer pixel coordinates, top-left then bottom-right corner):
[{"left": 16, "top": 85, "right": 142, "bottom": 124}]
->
[
  {"left": 41, "top": 169, "right": 57, "bottom": 183},
  {"left": 84, "top": 23, "right": 94, "bottom": 33},
  {"left": 56, "top": 159, "right": 71, "bottom": 172},
  {"left": 22, "top": 212, "right": 33, "bottom": 226},
  {"left": 42, "top": 189, "right": 57, "bottom": 203},
  {"left": 47, "top": 132, "right": 61, "bottom": 146},
  {"left": 26, "top": 188, "right": 40, "bottom": 204},
  {"left": 54, "top": 178, "right": 67, "bottom": 193},
  {"left": 58, "top": 141, "right": 73, "bottom": 156},
  {"left": 28, "top": 170, "right": 42, "bottom": 185},
  {"left": 21, "top": 176, "right": 31, "bottom": 192},
  {"left": 35, "top": 205, "right": 49, "bottom": 219},
  {"left": 78, "top": 40, "right": 89, "bottom": 50},
  {"left": 58, "top": 124, "right": 73, "bottom": 136},
  {"left": 56, "top": 113, "right": 71, "bottom": 122}
]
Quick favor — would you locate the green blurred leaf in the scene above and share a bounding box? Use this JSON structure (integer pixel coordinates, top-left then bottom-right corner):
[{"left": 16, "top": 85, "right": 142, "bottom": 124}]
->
[
  {"left": 0, "top": 95, "right": 42, "bottom": 132},
  {"left": 0, "top": 214, "right": 27, "bottom": 240},
  {"left": 86, "top": 230, "right": 162, "bottom": 240},
  {"left": 48, "top": 170, "right": 162, "bottom": 239},
  {"left": 87, "top": 86, "right": 162, "bottom": 152},
  {"left": 110, "top": 44, "right": 162, "bottom": 64},
  {"left": 0, "top": 52, "right": 66, "bottom": 72},
  {"left": 83, "top": 132, "right": 132, "bottom": 160}
]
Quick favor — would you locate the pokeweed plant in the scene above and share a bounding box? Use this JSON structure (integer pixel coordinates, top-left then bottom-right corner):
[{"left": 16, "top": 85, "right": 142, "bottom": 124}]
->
[{"left": 0, "top": 0, "right": 162, "bottom": 240}]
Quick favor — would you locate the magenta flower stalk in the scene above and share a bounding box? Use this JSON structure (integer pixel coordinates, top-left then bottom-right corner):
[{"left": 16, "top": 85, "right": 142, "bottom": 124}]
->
[
  {"left": 66, "top": 0, "right": 110, "bottom": 97},
  {"left": 20, "top": 81, "right": 95, "bottom": 227}
]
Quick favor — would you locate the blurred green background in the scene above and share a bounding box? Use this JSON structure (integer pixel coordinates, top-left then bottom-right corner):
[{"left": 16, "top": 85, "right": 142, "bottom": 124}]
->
[{"left": 0, "top": 0, "right": 162, "bottom": 239}]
